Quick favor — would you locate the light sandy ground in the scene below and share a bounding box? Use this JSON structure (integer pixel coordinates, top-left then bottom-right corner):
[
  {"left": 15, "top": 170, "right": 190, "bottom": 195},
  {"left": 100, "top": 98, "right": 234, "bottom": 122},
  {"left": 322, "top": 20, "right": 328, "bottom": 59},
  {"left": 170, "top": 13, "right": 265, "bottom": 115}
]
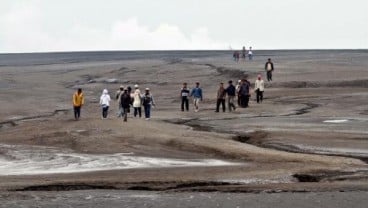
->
[{"left": 0, "top": 51, "right": 368, "bottom": 205}]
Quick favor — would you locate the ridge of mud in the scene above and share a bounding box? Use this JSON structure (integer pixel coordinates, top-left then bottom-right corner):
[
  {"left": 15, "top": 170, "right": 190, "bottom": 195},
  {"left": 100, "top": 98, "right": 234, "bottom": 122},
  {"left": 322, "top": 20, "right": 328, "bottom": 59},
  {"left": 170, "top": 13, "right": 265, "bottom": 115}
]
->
[
  {"left": 267, "top": 79, "right": 368, "bottom": 88},
  {"left": 0, "top": 109, "right": 69, "bottom": 130}
]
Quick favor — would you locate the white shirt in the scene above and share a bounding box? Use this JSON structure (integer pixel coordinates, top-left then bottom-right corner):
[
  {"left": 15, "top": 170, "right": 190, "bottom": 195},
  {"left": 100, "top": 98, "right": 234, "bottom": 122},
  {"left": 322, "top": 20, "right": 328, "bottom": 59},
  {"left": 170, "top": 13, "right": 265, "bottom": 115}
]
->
[{"left": 255, "top": 79, "right": 265, "bottom": 91}]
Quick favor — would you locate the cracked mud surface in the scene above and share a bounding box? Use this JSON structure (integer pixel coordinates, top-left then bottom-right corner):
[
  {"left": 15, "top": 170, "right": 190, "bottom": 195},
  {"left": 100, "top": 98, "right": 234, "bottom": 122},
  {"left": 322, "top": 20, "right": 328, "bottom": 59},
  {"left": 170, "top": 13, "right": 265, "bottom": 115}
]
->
[{"left": 0, "top": 50, "right": 367, "bottom": 206}]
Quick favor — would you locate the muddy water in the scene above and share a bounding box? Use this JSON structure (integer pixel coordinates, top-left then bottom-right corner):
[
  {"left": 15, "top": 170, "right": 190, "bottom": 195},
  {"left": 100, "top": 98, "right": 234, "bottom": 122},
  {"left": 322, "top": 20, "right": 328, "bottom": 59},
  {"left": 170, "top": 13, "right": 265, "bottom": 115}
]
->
[{"left": 0, "top": 144, "right": 241, "bottom": 175}]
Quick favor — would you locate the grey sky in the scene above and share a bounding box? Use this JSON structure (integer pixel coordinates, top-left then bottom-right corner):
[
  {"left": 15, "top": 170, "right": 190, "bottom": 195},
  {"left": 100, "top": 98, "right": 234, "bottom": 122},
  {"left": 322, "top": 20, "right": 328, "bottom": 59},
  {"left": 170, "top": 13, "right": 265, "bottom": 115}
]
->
[{"left": 0, "top": 0, "right": 367, "bottom": 52}]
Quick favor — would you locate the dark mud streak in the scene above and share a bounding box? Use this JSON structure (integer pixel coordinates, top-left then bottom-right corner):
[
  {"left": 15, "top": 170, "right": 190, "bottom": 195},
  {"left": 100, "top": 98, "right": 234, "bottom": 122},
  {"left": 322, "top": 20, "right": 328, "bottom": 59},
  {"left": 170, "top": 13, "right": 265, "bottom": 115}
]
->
[
  {"left": 0, "top": 109, "right": 69, "bottom": 130},
  {"left": 266, "top": 79, "right": 368, "bottom": 88},
  {"left": 260, "top": 142, "right": 368, "bottom": 165}
]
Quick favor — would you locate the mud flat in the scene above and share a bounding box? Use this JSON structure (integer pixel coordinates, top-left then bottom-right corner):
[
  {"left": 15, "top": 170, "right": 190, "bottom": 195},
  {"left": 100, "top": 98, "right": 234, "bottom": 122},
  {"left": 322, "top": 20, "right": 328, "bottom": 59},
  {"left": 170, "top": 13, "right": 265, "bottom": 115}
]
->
[{"left": 0, "top": 50, "right": 367, "bottom": 206}]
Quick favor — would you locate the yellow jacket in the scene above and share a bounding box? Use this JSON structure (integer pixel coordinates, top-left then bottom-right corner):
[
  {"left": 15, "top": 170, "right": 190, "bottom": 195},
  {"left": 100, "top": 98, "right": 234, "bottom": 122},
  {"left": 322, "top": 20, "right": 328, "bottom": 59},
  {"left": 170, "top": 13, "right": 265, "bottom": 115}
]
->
[{"left": 73, "top": 92, "right": 84, "bottom": 107}]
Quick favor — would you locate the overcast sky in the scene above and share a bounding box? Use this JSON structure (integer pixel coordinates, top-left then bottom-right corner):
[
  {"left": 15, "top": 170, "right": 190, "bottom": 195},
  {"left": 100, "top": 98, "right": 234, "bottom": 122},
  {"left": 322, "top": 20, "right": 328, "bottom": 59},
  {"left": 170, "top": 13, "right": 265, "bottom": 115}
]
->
[{"left": 0, "top": 0, "right": 367, "bottom": 52}]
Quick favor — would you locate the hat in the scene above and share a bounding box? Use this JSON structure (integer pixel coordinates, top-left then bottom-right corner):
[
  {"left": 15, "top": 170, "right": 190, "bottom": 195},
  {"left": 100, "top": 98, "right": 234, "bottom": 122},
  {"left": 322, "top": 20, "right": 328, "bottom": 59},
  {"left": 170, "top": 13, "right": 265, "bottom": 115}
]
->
[
  {"left": 145, "top": 88, "right": 150, "bottom": 91},
  {"left": 134, "top": 84, "right": 139, "bottom": 88},
  {"left": 119, "top": 85, "right": 124, "bottom": 89},
  {"left": 238, "top": 80, "right": 241, "bottom": 83}
]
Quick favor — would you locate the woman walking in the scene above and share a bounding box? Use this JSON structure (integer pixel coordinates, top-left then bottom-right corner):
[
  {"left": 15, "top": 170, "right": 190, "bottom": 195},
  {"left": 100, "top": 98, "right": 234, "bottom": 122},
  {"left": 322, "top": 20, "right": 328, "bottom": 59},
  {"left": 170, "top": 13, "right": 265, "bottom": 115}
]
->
[{"left": 99, "top": 89, "right": 111, "bottom": 119}]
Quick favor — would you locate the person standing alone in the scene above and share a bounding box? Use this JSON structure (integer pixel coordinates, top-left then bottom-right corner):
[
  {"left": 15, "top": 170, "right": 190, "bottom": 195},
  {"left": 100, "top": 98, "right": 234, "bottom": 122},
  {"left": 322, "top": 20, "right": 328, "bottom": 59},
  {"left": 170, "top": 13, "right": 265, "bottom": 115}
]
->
[
  {"left": 254, "top": 75, "right": 265, "bottom": 103},
  {"left": 265, "top": 58, "right": 274, "bottom": 81},
  {"left": 190, "top": 82, "right": 203, "bottom": 112},
  {"left": 73, "top": 88, "right": 84, "bottom": 120},
  {"left": 180, "top": 82, "right": 190, "bottom": 111},
  {"left": 99, "top": 89, "right": 111, "bottom": 119}
]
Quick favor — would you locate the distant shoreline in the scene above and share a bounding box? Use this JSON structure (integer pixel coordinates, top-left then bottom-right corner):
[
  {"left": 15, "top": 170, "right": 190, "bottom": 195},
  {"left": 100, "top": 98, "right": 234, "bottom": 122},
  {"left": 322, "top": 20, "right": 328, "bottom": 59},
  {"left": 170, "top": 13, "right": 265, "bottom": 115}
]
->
[{"left": 1, "top": 49, "right": 368, "bottom": 55}]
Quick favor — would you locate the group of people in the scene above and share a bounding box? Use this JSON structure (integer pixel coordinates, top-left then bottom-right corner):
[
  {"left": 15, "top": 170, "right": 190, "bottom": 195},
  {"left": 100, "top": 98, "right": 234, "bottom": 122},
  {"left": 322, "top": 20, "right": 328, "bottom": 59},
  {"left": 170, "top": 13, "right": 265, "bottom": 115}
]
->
[
  {"left": 72, "top": 85, "right": 156, "bottom": 122},
  {"left": 233, "top": 46, "right": 253, "bottom": 62},
  {"left": 114, "top": 85, "right": 156, "bottom": 121},
  {"left": 72, "top": 58, "right": 275, "bottom": 120},
  {"left": 180, "top": 58, "right": 274, "bottom": 112}
]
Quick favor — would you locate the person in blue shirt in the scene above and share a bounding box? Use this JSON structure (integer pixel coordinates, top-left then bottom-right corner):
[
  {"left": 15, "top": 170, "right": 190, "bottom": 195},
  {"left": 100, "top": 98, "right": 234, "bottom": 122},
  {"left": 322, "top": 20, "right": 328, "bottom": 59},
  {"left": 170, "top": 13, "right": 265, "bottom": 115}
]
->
[
  {"left": 225, "top": 80, "right": 236, "bottom": 112},
  {"left": 190, "top": 82, "right": 203, "bottom": 112}
]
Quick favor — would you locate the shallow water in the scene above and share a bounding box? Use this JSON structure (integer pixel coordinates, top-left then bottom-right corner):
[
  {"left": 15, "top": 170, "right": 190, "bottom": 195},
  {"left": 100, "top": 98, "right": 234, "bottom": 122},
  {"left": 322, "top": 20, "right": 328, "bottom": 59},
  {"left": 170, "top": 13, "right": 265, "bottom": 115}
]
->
[{"left": 0, "top": 144, "right": 240, "bottom": 176}]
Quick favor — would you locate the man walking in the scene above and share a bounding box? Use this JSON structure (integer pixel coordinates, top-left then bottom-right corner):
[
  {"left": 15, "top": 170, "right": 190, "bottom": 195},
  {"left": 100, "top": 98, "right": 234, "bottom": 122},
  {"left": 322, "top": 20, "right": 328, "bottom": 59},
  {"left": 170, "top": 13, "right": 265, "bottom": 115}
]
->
[
  {"left": 254, "top": 74, "right": 265, "bottom": 103},
  {"left": 215, "top": 82, "right": 226, "bottom": 112},
  {"left": 265, "top": 58, "right": 274, "bottom": 81},
  {"left": 72, "top": 88, "right": 84, "bottom": 120},
  {"left": 180, "top": 82, "right": 190, "bottom": 111},
  {"left": 142, "top": 88, "right": 156, "bottom": 120},
  {"left": 190, "top": 82, "right": 203, "bottom": 112},
  {"left": 115, "top": 85, "right": 124, "bottom": 117},
  {"left": 225, "top": 80, "right": 236, "bottom": 112},
  {"left": 239, "top": 79, "right": 250, "bottom": 108},
  {"left": 120, "top": 88, "right": 131, "bottom": 122}
]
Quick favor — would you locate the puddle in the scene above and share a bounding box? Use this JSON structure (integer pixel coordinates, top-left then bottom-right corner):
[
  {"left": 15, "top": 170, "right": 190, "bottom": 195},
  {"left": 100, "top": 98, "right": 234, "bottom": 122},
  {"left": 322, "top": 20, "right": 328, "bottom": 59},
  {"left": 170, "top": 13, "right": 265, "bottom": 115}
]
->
[
  {"left": 0, "top": 144, "right": 240, "bottom": 176},
  {"left": 323, "top": 119, "right": 349, "bottom": 123}
]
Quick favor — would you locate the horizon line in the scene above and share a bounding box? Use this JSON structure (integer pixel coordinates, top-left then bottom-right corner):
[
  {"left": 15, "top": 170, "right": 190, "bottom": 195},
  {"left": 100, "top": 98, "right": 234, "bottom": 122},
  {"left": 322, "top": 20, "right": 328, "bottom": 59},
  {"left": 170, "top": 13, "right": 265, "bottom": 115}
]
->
[{"left": 1, "top": 48, "right": 368, "bottom": 55}]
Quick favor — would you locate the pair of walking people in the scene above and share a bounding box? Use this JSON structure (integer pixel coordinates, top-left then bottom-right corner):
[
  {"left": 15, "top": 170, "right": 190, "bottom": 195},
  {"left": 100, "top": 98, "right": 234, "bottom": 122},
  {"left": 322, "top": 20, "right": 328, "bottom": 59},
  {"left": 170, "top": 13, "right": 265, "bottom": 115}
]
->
[
  {"left": 180, "top": 82, "right": 203, "bottom": 112},
  {"left": 215, "top": 81, "right": 236, "bottom": 112}
]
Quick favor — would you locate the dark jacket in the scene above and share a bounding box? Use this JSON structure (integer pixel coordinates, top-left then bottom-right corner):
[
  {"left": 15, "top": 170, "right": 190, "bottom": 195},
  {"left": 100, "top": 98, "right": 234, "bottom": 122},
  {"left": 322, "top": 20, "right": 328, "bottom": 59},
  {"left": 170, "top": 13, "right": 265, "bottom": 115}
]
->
[
  {"left": 239, "top": 82, "right": 250, "bottom": 96},
  {"left": 217, "top": 87, "right": 226, "bottom": 99},
  {"left": 226, "top": 84, "right": 236, "bottom": 96},
  {"left": 181, "top": 88, "right": 190, "bottom": 97},
  {"left": 120, "top": 92, "right": 131, "bottom": 108},
  {"left": 265, "top": 61, "right": 274, "bottom": 71}
]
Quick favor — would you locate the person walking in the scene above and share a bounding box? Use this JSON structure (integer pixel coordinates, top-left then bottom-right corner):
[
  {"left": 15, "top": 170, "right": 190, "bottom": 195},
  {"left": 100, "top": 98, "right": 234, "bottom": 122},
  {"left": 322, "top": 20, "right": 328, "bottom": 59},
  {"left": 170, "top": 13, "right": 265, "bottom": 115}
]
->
[
  {"left": 215, "top": 82, "right": 226, "bottom": 112},
  {"left": 236, "top": 80, "right": 242, "bottom": 107},
  {"left": 132, "top": 84, "right": 142, "bottom": 118},
  {"left": 72, "top": 88, "right": 84, "bottom": 120},
  {"left": 180, "top": 82, "right": 190, "bottom": 111},
  {"left": 115, "top": 85, "right": 124, "bottom": 118},
  {"left": 120, "top": 88, "right": 131, "bottom": 122},
  {"left": 239, "top": 79, "right": 250, "bottom": 108},
  {"left": 99, "top": 89, "right": 111, "bottom": 119},
  {"left": 248, "top": 47, "right": 253, "bottom": 60},
  {"left": 190, "top": 82, "right": 203, "bottom": 112},
  {"left": 142, "top": 88, "right": 156, "bottom": 120},
  {"left": 254, "top": 74, "right": 265, "bottom": 103},
  {"left": 265, "top": 58, "right": 274, "bottom": 81},
  {"left": 226, "top": 80, "right": 236, "bottom": 112}
]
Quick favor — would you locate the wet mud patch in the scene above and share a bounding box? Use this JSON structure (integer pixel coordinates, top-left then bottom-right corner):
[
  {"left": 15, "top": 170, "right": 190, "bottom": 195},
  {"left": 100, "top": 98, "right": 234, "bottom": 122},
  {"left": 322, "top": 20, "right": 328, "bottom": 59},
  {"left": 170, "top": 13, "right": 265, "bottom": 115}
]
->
[
  {"left": 14, "top": 184, "right": 117, "bottom": 192},
  {"left": 232, "top": 131, "right": 269, "bottom": 145},
  {"left": 293, "top": 170, "right": 368, "bottom": 183}
]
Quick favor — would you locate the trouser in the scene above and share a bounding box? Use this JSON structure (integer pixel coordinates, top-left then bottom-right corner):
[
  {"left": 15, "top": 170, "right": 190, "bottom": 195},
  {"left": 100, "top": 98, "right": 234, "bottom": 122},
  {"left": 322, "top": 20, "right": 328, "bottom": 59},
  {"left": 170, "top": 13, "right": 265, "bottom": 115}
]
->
[
  {"left": 74, "top": 106, "right": 81, "bottom": 119},
  {"left": 248, "top": 54, "right": 253, "bottom": 60},
  {"left": 134, "top": 107, "right": 142, "bottom": 117},
  {"left": 216, "top": 98, "right": 226, "bottom": 112},
  {"left": 240, "top": 95, "right": 249, "bottom": 108},
  {"left": 227, "top": 96, "right": 236, "bottom": 111},
  {"left": 122, "top": 107, "right": 129, "bottom": 121},
  {"left": 193, "top": 98, "right": 201, "bottom": 110},
  {"left": 237, "top": 95, "right": 241, "bottom": 106},
  {"left": 181, "top": 97, "right": 189, "bottom": 111},
  {"left": 144, "top": 105, "right": 151, "bottom": 118},
  {"left": 256, "top": 90, "right": 264, "bottom": 103},
  {"left": 102, "top": 106, "right": 109, "bottom": 118},
  {"left": 267, "top": 71, "right": 273, "bottom": 81},
  {"left": 117, "top": 106, "right": 123, "bottom": 117}
]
